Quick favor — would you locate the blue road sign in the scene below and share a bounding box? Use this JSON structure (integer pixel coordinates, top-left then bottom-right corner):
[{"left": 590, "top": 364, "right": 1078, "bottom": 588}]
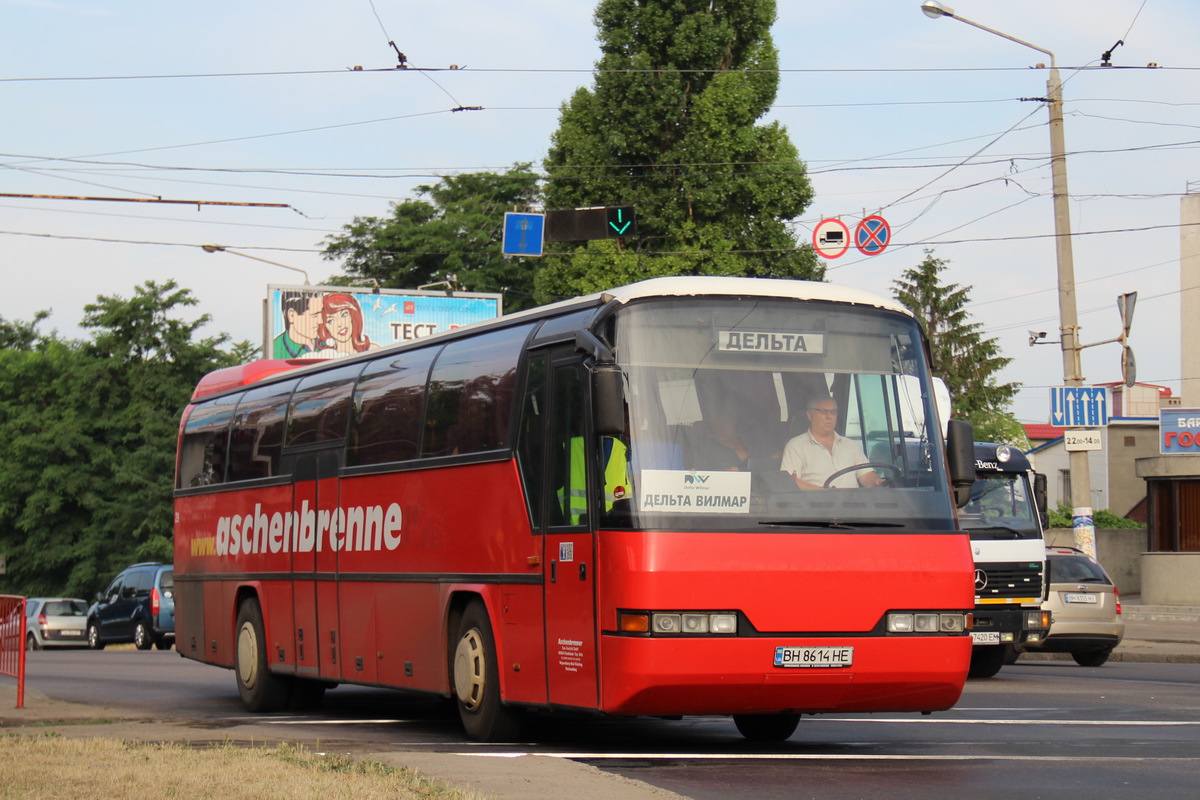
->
[
  {"left": 1049, "top": 386, "right": 1110, "bottom": 428},
  {"left": 502, "top": 212, "right": 545, "bottom": 257},
  {"left": 854, "top": 215, "right": 890, "bottom": 256}
]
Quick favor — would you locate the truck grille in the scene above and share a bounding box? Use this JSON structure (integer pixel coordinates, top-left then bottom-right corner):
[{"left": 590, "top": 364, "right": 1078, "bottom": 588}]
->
[{"left": 976, "top": 562, "right": 1043, "bottom": 599}]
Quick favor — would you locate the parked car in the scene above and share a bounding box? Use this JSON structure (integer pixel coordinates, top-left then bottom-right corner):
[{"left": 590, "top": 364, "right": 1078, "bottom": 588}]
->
[
  {"left": 25, "top": 597, "right": 89, "bottom": 650},
  {"left": 87, "top": 563, "right": 175, "bottom": 650},
  {"left": 1021, "top": 546, "right": 1124, "bottom": 666}
]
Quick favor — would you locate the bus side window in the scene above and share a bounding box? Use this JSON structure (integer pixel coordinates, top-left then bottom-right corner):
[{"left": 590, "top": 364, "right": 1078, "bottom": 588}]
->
[
  {"left": 348, "top": 349, "right": 437, "bottom": 466},
  {"left": 516, "top": 354, "right": 548, "bottom": 529},
  {"left": 178, "top": 392, "right": 240, "bottom": 488},
  {"left": 550, "top": 361, "right": 588, "bottom": 528},
  {"left": 227, "top": 380, "right": 296, "bottom": 481},
  {"left": 286, "top": 362, "right": 364, "bottom": 448},
  {"left": 423, "top": 324, "right": 534, "bottom": 458}
]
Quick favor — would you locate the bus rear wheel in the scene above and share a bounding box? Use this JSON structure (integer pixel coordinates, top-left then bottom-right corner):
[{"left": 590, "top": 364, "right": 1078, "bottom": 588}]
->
[
  {"left": 452, "top": 601, "right": 522, "bottom": 742},
  {"left": 733, "top": 713, "right": 801, "bottom": 742},
  {"left": 235, "top": 598, "right": 290, "bottom": 712}
]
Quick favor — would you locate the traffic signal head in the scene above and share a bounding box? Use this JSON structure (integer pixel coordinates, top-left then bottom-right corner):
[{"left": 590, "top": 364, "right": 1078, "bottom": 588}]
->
[{"left": 545, "top": 206, "right": 637, "bottom": 241}]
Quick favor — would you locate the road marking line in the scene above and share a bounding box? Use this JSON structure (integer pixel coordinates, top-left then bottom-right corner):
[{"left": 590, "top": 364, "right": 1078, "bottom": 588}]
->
[{"left": 458, "top": 753, "right": 1200, "bottom": 762}]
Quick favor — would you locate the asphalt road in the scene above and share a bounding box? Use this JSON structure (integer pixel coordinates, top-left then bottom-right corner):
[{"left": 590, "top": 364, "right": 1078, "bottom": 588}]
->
[{"left": 10, "top": 649, "right": 1200, "bottom": 799}]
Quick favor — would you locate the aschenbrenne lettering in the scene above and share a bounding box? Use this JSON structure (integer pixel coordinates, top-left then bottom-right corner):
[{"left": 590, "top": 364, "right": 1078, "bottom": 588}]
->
[{"left": 214, "top": 501, "right": 402, "bottom": 556}]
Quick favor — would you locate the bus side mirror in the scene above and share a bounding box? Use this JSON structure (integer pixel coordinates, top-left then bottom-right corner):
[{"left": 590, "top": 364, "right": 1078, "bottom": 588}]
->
[
  {"left": 945, "top": 419, "right": 975, "bottom": 508},
  {"left": 1034, "top": 472, "right": 1049, "bottom": 530},
  {"left": 592, "top": 364, "right": 626, "bottom": 437}
]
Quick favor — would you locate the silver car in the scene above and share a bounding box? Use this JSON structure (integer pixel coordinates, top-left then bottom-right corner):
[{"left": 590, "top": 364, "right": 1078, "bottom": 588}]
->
[
  {"left": 1022, "top": 546, "right": 1125, "bottom": 666},
  {"left": 25, "top": 597, "right": 89, "bottom": 650}
]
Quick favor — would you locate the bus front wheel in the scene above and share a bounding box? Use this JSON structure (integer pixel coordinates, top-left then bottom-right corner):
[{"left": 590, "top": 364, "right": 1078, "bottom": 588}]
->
[
  {"left": 235, "top": 599, "right": 290, "bottom": 712},
  {"left": 453, "top": 601, "right": 522, "bottom": 742},
  {"left": 968, "top": 645, "right": 1006, "bottom": 678},
  {"left": 733, "top": 713, "right": 801, "bottom": 742}
]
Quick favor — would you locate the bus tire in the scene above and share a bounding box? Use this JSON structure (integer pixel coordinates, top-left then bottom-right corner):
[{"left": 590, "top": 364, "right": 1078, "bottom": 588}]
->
[
  {"left": 452, "top": 601, "right": 522, "bottom": 742},
  {"left": 968, "top": 645, "right": 1006, "bottom": 678},
  {"left": 287, "top": 678, "right": 328, "bottom": 710},
  {"left": 133, "top": 621, "right": 152, "bottom": 650},
  {"left": 733, "top": 713, "right": 801, "bottom": 742},
  {"left": 235, "top": 598, "right": 290, "bottom": 712}
]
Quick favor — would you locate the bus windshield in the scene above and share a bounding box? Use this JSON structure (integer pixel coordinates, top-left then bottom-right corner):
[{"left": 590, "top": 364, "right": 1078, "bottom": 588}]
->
[
  {"left": 610, "top": 297, "right": 956, "bottom": 532},
  {"left": 959, "top": 473, "right": 1040, "bottom": 539}
]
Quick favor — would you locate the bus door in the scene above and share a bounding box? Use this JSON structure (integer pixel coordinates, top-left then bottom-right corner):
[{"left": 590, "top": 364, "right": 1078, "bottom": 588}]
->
[
  {"left": 542, "top": 358, "right": 600, "bottom": 709},
  {"left": 289, "top": 447, "right": 342, "bottom": 682}
]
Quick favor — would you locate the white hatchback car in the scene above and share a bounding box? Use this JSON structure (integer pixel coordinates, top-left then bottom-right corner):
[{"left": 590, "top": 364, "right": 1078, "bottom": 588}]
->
[{"left": 25, "top": 597, "right": 89, "bottom": 650}]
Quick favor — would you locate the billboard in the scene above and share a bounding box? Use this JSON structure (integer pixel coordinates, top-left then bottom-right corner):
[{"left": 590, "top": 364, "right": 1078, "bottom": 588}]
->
[
  {"left": 265, "top": 284, "right": 502, "bottom": 359},
  {"left": 1160, "top": 408, "right": 1200, "bottom": 454}
]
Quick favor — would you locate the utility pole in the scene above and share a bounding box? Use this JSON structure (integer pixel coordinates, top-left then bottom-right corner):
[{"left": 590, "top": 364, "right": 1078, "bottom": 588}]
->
[{"left": 920, "top": 2, "right": 1096, "bottom": 556}]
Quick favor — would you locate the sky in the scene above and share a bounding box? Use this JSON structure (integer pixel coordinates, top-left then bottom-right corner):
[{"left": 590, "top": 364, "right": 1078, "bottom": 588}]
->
[{"left": 2, "top": 0, "right": 1196, "bottom": 426}]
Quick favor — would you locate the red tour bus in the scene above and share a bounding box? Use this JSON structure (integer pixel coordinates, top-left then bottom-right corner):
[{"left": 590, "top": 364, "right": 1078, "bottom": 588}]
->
[{"left": 173, "top": 276, "right": 978, "bottom": 742}]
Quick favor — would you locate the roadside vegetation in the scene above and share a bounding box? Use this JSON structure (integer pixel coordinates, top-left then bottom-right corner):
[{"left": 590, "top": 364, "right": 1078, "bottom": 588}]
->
[
  {"left": 1048, "top": 505, "right": 1146, "bottom": 529},
  {"left": 0, "top": 734, "right": 482, "bottom": 800}
]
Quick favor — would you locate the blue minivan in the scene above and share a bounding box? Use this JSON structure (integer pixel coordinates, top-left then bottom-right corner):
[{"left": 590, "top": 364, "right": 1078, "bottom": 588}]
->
[{"left": 87, "top": 562, "right": 175, "bottom": 650}]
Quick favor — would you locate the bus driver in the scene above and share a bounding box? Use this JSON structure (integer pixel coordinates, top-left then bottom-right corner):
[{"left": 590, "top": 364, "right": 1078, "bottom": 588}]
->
[{"left": 780, "top": 395, "right": 883, "bottom": 490}]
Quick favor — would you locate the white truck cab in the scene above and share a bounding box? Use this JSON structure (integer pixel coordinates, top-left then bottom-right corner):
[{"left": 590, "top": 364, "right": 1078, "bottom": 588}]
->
[{"left": 960, "top": 443, "right": 1051, "bottom": 677}]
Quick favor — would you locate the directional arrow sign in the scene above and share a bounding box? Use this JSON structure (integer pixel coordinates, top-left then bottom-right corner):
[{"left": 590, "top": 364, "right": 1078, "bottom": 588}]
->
[
  {"left": 1049, "top": 386, "right": 1110, "bottom": 428},
  {"left": 502, "top": 212, "right": 545, "bottom": 256},
  {"left": 605, "top": 206, "right": 636, "bottom": 237}
]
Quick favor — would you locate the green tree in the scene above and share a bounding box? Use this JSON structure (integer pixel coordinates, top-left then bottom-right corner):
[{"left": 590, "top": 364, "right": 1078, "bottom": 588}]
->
[
  {"left": 893, "top": 250, "right": 1024, "bottom": 446},
  {"left": 0, "top": 281, "right": 248, "bottom": 598},
  {"left": 322, "top": 165, "right": 543, "bottom": 311},
  {"left": 538, "top": 0, "right": 823, "bottom": 297}
]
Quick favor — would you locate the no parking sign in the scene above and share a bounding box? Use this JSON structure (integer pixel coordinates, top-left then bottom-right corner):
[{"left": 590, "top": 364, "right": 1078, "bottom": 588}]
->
[{"left": 854, "top": 215, "right": 891, "bottom": 256}]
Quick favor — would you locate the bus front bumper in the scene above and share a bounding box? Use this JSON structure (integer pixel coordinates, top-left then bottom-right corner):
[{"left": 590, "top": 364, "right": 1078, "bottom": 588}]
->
[{"left": 598, "top": 634, "right": 971, "bottom": 717}]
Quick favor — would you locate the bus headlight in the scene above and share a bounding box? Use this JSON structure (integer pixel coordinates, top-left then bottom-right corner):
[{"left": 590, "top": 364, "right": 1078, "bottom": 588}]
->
[
  {"left": 887, "top": 611, "right": 969, "bottom": 634},
  {"left": 620, "top": 611, "right": 738, "bottom": 636}
]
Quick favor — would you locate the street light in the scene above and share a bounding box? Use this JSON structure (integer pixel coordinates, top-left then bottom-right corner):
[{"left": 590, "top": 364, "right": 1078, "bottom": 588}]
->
[
  {"left": 920, "top": 3, "right": 1096, "bottom": 557},
  {"left": 201, "top": 244, "right": 311, "bottom": 285}
]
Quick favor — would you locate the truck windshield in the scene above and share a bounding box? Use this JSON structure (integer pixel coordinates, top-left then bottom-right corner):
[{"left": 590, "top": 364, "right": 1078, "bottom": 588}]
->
[
  {"left": 960, "top": 474, "right": 1040, "bottom": 539},
  {"left": 608, "top": 297, "right": 957, "bottom": 532}
]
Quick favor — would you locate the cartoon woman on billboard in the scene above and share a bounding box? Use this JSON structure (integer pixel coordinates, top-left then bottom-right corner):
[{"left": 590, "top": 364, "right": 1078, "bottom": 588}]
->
[{"left": 315, "top": 293, "right": 379, "bottom": 356}]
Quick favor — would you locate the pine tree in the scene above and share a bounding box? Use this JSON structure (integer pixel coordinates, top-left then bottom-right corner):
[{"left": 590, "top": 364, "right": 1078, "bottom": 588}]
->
[
  {"left": 893, "top": 251, "right": 1025, "bottom": 445},
  {"left": 538, "top": 0, "right": 822, "bottom": 297}
]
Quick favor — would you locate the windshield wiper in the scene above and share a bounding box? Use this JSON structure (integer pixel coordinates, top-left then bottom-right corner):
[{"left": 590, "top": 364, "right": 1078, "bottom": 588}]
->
[
  {"left": 759, "top": 519, "right": 907, "bottom": 530},
  {"left": 964, "top": 525, "right": 1032, "bottom": 539}
]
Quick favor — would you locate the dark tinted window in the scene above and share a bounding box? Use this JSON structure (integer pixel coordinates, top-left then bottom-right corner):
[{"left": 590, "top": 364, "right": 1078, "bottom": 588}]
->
[
  {"left": 286, "top": 362, "right": 364, "bottom": 447},
  {"left": 177, "top": 392, "right": 240, "bottom": 488},
  {"left": 227, "top": 380, "right": 297, "bottom": 481},
  {"left": 131, "top": 568, "right": 154, "bottom": 595},
  {"left": 423, "top": 325, "right": 533, "bottom": 457},
  {"left": 1048, "top": 554, "right": 1110, "bottom": 584},
  {"left": 516, "top": 354, "right": 548, "bottom": 527},
  {"left": 349, "top": 348, "right": 439, "bottom": 466}
]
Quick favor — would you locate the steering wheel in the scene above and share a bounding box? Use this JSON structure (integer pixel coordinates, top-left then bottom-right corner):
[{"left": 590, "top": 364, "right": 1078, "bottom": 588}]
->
[{"left": 823, "top": 462, "right": 901, "bottom": 489}]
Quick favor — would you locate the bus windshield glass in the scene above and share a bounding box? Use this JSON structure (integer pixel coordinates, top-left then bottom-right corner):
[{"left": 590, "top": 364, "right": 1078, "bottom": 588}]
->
[
  {"left": 959, "top": 474, "right": 1040, "bottom": 539},
  {"left": 610, "top": 297, "right": 956, "bottom": 532}
]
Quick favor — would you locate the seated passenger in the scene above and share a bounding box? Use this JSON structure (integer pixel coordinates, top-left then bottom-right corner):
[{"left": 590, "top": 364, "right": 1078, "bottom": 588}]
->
[{"left": 780, "top": 396, "right": 882, "bottom": 489}]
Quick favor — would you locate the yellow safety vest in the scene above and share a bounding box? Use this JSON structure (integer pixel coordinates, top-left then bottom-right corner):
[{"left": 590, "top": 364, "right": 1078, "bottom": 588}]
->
[{"left": 563, "top": 437, "right": 630, "bottom": 524}]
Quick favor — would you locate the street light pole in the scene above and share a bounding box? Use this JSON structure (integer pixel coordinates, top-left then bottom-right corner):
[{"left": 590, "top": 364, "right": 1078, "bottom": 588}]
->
[
  {"left": 201, "top": 244, "right": 312, "bottom": 285},
  {"left": 920, "top": 2, "right": 1096, "bottom": 556}
]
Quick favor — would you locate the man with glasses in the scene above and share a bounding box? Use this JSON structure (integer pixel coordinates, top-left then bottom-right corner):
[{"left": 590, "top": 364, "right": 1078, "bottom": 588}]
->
[{"left": 781, "top": 395, "right": 882, "bottom": 489}]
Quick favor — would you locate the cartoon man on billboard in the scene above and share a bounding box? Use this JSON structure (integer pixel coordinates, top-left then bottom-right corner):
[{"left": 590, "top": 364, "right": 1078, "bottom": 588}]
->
[{"left": 273, "top": 291, "right": 324, "bottom": 358}]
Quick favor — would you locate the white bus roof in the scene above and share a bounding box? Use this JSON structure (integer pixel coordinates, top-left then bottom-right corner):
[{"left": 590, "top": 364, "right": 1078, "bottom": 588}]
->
[{"left": 597, "top": 276, "right": 911, "bottom": 316}]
